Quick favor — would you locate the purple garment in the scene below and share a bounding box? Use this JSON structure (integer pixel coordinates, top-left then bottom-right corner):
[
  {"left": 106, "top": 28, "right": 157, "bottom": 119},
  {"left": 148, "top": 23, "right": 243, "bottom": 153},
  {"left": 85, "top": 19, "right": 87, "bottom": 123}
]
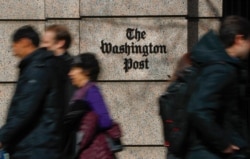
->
[{"left": 72, "top": 82, "right": 112, "bottom": 129}]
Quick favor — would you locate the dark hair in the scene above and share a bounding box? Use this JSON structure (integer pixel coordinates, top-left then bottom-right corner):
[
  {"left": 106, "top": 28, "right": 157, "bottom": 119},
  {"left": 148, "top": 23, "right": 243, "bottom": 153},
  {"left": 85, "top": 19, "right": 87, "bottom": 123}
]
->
[
  {"left": 45, "top": 24, "right": 72, "bottom": 49},
  {"left": 12, "top": 25, "right": 40, "bottom": 47},
  {"left": 171, "top": 52, "right": 192, "bottom": 81},
  {"left": 71, "top": 53, "right": 100, "bottom": 81},
  {"left": 219, "top": 15, "right": 250, "bottom": 48}
]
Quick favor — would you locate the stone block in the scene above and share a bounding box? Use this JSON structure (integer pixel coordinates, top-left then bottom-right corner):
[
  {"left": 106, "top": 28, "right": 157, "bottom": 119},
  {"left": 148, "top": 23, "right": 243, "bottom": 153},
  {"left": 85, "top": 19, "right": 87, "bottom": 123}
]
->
[
  {"left": 0, "top": 1, "right": 44, "bottom": 19},
  {"left": 45, "top": 20, "right": 80, "bottom": 55},
  {"left": 45, "top": 0, "right": 79, "bottom": 18},
  {"left": 188, "top": 19, "right": 221, "bottom": 50},
  {"left": 80, "top": 18, "right": 187, "bottom": 80},
  {"left": 198, "top": 19, "right": 221, "bottom": 38},
  {"left": 116, "top": 147, "right": 167, "bottom": 159},
  {"left": 199, "top": 0, "right": 222, "bottom": 17},
  {"left": 80, "top": 0, "right": 187, "bottom": 16},
  {"left": 0, "top": 21, "right": 45, "bottom": 82},
  {"left": 0, "top": 84, "right": 15, "bottom": 126},
  {"left": 98, "top": 82, "right": 168, "bottom": 145}
]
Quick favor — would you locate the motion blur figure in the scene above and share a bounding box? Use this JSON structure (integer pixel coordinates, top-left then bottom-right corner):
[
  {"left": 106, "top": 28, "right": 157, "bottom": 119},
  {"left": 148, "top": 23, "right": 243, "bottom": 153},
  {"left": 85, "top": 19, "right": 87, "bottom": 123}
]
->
[
  {"left": 41, "top": 24, "right": 74, "bottom": 111},
  {"left": 0, "top": 25, "right": 66, "bottom": 159},
  {"left": 66, "top": 53, "right": 120, "bottom": 159},
  {"left": 185, "top": 16, "right": 250, "bottom": 159}
]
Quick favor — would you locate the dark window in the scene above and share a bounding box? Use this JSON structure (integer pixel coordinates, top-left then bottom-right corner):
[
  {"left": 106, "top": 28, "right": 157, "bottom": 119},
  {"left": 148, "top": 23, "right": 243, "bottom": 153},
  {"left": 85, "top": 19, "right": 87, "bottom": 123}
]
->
[{"left": 223, "top": 0, "right": 250, "bottom": 18}]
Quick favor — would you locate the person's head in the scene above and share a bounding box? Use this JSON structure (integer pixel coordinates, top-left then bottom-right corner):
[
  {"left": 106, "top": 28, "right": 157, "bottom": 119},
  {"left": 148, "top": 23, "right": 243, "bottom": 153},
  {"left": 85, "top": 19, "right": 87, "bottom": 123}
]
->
[
  {"left": 219, "top": 15, "right": 250, "bottom": 59},
  {"left": 41, "top": 24, "right": 72, "bottom": 56},
  {"left": 68, "top": 53, "right": 100, "bottom": 87},
  {"left": 12, "top": 25, "right": 40, "bottom": 59},
  {"left": 172, "top": 52, "right": 192, "bottom": 81}
]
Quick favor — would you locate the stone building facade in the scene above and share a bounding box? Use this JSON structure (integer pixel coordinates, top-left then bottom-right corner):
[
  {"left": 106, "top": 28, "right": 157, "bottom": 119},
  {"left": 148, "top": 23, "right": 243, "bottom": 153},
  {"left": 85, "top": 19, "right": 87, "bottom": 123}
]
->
[{"left": 0, "top": 0, "right": 222, "bottom": 158}]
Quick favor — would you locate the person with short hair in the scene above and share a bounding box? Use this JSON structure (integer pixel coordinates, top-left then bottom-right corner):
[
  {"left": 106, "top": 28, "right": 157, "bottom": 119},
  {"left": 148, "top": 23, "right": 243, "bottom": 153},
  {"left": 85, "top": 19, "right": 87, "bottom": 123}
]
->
[
  {"left": 41, "top": 24, "right": 74, "bottom": 111},
  {"left": 69, "top": 53, "right": 113, "bottom": 130},
  {"left": 41, "top": 24, "right": 72, "bottom": 56},
  {"left": 185, "top": 16, "right": 250, "bottom": 159},
  {"left": 67, "top": 53, "right": 118, "bottom": 159},
  {"left": 0, "top": 25, "right": 66, "bottom": 159}
]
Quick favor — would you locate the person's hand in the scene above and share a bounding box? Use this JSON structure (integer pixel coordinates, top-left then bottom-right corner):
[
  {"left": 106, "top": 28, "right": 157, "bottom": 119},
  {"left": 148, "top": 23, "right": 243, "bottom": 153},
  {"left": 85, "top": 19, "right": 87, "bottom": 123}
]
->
[{"left": 222, "top": 144, "right": 240, "bottom": 154}]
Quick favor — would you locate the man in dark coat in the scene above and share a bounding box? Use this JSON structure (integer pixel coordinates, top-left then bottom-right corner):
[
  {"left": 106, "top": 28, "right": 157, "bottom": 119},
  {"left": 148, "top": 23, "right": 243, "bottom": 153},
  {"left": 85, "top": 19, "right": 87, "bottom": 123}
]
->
[
  {"left": 186, "top": 16, "right": 250, "bottom": 159},
  {"left": 40, "top": 24, "right": 74, "bottom": 112},
  {"left": 0, "top": 25, "right": 66, "bottom": 159},
  {"left": 40, "top": 24, "right": 75, "bottom": 158}
]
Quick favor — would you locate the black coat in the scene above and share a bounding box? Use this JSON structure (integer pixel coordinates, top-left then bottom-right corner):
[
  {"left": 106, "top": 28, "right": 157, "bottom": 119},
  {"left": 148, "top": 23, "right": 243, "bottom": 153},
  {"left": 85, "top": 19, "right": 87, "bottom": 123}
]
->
[
  {"left": 0, "top": 49, "right": 67, "bottom": 159},
  {"left": 187, "top": 31, "right": 249, "bottom": 154},
  {"left": 57, "top": 52, "right": 74, "bottom": 112}
]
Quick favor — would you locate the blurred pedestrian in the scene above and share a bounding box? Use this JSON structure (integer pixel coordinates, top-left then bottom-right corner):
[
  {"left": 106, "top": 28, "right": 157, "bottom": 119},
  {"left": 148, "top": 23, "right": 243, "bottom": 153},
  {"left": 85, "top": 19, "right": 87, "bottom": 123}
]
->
[
  {"left": 186, "top": 15, "right": 250, "bottom": 159},
  {"left": 41, "top": 24, "right": 74, "bottom": 111},
  {"left": 0, "top": 25, "right": 66, "bottom": 159},
  {"left": 65, "top": 53, "right": 122, "bottom": 159}
]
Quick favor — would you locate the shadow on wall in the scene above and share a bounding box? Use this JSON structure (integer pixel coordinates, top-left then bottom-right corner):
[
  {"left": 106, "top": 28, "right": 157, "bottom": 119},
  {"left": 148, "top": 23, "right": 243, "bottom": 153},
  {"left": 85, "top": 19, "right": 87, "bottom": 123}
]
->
[{"left": 206, "top": 0, "right": 221, "bottom": 17}]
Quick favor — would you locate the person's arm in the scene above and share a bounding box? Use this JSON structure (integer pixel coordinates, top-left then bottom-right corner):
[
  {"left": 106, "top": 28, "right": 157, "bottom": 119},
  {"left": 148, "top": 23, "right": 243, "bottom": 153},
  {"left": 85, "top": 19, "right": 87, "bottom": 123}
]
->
[
  {"left": 85, "top": 85, "right": 112, "bottom": 129},
  {"left": 188, "top": 64, "right": 237, "bottom": 152},
  {"left": 0, "top": 67, "right": 50, "bottom": 147}
]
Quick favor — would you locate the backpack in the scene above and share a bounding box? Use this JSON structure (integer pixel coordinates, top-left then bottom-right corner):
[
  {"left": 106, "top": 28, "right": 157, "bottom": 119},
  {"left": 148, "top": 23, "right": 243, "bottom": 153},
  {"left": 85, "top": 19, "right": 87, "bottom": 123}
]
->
[
  {"left": 159, "top": 56, "right": 226, "bottom": 158},
  {"left": 158, "top": 65, "right": 202, "bottom": 158}
]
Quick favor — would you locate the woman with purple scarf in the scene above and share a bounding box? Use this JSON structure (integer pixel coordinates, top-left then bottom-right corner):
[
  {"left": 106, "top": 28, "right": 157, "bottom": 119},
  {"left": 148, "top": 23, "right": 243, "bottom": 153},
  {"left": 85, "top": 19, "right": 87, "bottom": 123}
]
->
[{"left": 66, "top": 52, "right": 122, "bottom": 159}]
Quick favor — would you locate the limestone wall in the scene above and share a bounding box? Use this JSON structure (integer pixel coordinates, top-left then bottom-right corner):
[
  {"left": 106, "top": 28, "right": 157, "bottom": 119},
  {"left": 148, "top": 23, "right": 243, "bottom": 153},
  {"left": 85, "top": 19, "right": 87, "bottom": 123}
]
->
[{"left": 0, "top": 0, "right": 222, "bottom": 158}]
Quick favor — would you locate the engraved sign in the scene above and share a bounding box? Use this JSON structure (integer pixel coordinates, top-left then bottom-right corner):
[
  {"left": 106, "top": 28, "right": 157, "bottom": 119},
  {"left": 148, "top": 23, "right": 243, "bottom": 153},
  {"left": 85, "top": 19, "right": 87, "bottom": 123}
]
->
[
  {"left": 100, "top": 28, "right": 167, "bottom": 72},
  {"left": 80, "top": 18, "right": 187, "bottom": 80}
]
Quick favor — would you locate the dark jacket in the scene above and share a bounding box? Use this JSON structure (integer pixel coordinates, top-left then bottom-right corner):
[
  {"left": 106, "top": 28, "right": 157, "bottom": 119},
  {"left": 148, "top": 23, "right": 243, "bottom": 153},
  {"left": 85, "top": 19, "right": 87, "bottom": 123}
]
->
[
  {"left": 56, "top": 51, "right": 74, "bottom": 112},
  {"left": 64, "top": 82, "right": 121, "bottom": 159},
  {"left": 187, "top": 31, "right": 248, "bottom": 154},
  {"left": 0, "top": 49, "right": 66, "bottom": 159},
  {"left": 63, "top": 100, "right": 120, "bottom": 159},
  {"left": 77, "top": 111, "right": 121, "bottom": 159}
]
